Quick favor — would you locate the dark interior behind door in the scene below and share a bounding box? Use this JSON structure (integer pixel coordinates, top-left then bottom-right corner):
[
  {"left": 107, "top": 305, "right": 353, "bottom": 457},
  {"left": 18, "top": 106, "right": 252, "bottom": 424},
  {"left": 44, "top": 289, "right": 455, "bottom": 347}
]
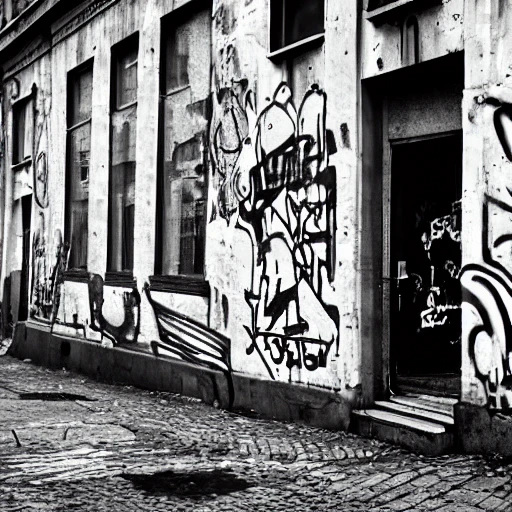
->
[
  {"left": 19, "top": 195, "right": 32, "bottom": 322},
  {"left": 390, "top": 133, "right": 462, "bottom": 390}
]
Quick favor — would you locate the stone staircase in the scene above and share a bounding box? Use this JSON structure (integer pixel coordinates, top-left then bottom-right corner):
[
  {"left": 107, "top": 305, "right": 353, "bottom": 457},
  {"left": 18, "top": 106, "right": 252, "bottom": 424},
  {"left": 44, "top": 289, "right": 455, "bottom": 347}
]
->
[{"left": 350, "top": 394, "right": 457, "bottom": 456}]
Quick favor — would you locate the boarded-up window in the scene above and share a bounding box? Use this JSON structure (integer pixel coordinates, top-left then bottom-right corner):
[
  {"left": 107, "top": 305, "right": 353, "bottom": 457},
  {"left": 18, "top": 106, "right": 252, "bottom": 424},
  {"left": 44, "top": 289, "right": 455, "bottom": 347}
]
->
[
  {"left": 108, "top": 35, "right": 138, "bottom": 273},
  {"left": 66, "top": 61, "right": 93, "bottom": 270},
  {"left": 156, "top": 8, "right": 210, "bottom": 276},
  {"left": 12, "top": 96, "right": 34, "bottom": 165},
  {"left": 270, "top": 0, "right": 324, "bottom": 52}
]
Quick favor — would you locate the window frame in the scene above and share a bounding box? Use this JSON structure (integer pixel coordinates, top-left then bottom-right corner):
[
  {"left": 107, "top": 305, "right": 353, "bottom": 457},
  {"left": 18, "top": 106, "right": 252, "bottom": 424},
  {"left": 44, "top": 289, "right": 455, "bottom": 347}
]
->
[
  {"left": 112, "top": 32, "right": 139, "bottom": 111},
  {"left": 364, "top": 0, "right": 443, "bottom": 24},
  {"left": 64, "top": 58, "right": 94, "bottom": 274},
  {"left": 153, "top": 2, "right": 210, "bottom": 286},
  {"left": 11, "top": 84, "right": 36, "bottom": 170},
  {"left": 106, "top": 32, "right": 140, "bottom": 280},
  {"left": 268, "top": 0, "right": 325, "bottom": 60}
]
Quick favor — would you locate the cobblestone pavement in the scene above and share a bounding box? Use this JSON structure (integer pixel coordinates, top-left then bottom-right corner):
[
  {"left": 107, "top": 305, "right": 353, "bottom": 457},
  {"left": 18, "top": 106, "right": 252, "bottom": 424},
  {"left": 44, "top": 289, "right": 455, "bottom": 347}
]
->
[{"left": 0, "top": 356, "right": 512, "bottom": 511}]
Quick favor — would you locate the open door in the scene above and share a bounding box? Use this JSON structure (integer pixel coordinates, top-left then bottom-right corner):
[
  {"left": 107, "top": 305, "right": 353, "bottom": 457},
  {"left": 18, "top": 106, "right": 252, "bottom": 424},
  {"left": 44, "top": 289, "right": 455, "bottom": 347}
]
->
[
  {"left": 389, "top": 132, "right": 462, "bottom": 395},
  {"left": 18, "top": 194, "right": 32, "bottom": 322}
]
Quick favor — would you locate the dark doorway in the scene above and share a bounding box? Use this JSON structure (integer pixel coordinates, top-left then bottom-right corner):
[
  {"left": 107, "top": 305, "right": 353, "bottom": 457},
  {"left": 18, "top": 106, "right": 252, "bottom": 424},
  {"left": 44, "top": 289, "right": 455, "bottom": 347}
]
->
[
  {"left": 19, "top": 195, "right": 32, "bottom": 321},
  {"left": 390, "top": 133, "right": 462, "bottom": 395}
]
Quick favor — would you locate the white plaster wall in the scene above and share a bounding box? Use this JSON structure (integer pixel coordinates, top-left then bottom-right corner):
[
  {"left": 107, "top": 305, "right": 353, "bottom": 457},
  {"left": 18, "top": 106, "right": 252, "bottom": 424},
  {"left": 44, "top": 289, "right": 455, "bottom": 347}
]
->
[
  {"left": 205, "top": 0, "right": 361, "bottom": 395},
  {"left": 460, "top": 0, "right": 512, "bottom": 408}
]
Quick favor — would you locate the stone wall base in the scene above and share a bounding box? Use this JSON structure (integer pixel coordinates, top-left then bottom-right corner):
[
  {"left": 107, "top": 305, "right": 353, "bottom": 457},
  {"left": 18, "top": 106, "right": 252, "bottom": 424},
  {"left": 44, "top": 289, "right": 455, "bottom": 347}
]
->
[
  {"left": 455, "top": 402, "right": 512, "bottom": 456},
  {"left": 9, "top": 321, "right": 351, "bottom": 431}
]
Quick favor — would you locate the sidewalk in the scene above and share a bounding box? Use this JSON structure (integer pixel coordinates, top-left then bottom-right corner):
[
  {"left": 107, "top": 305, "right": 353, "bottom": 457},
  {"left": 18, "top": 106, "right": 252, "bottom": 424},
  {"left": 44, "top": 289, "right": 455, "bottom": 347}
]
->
[{"left": 0, "top": 355, "right": 511, "bottom": 511}]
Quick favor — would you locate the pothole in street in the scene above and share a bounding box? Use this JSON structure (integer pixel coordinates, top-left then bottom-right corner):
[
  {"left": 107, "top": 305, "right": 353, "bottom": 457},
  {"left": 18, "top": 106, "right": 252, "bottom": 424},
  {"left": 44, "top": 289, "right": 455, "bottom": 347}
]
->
[
  {"left": 18, "top": 392, "right": 96, "bottom": 401},
  {"left": 121, "top": 468, "right": 252, "bottom": 498}
]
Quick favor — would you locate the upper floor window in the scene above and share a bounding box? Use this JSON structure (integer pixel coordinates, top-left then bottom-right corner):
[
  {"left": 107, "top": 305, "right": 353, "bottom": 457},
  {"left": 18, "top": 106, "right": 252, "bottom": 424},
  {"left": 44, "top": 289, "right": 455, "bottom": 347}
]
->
[
  {"left": 270, "top": 0, "right": 324, "bottom": 53},
  {"left": 2, "top": 0, "right": 33, "bottom": 25},
  {"left": 114, "top": 35, "right": 138, "bottom": 108},
  {"left": 164, "top": 22, "right": 189, "bottom": 91},
  {"left": 108, "top": 34, "right": 139, "bottom": 274},
  {"left": 368, "top": 0, "right": 403, "bottom": 9},
  {"left": 12, "top": 94, "right": 34, "bottom": 166},
  {"left": 66, "top": 60, "right": 93, "bottom": 270},
  {"left": 155, "top": 7, "right": 210, "bottom": 277}
]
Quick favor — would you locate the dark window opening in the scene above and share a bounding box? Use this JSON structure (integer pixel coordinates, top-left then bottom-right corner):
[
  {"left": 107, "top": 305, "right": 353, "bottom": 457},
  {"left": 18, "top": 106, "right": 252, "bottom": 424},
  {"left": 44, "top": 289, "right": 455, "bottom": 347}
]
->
[
  {"left": 65, "top": 61, "right": 93, "bottom": 271},
  {"left": 12, "top": 96, "right": 34, "bottom": 166},
  {"left": 164, "top": 24, "right": 190, "bottom": 91},
  {"left": 368, "top": 0, "right": 401, "bottom": 9},
  {"left": 270, "top": 0, "right": 324, "bottom": 53},
  {"left": 108, "top": 34, "right": 139, "bottom": 273},
  {"left": 79, "top": 150, "right": 89, "bottom": 182},
  {"left": 12, "top": 0, "right": 34, "bottom": 18},
  {"left": 115, "top": 36, "right": 139, "bottom": 108},
  {"left": 156, "top": 8, "right": 210, "bottom": 277}
]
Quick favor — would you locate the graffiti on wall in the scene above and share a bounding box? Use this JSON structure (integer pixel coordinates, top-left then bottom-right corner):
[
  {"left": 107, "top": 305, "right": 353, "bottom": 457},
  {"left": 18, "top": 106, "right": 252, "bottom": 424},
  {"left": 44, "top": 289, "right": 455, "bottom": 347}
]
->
[
  {"left": 30, "top": 215, "right": 69, "bottom": 323},
  {"left": 145, "top": 284, "right": 233, "bottom": 406},
  {"left": 211, "top": 82, "right": 339, "bottom": 379},
  {"left": 34, "top": 150, "right": 49, "bottom": 208},
  {"left": 145, "top": 285, "right": 231, "bottom": 372},
  {"left": 461, "top": 87, "right": 512, "bottom": 408},
  {"left": 31, "top": 225, "right": 140, "bottom": 345},
  {"left": 210, "top": 79, "right": 254, "bottom": 220},
  {"left": 88, "top": 274, "right": 140, "bottom": 345},
  {"left": 33, "top": 113, "right": 49, "bottom": 209},
  {"left": 29, "top": 87, "right": 55, "bottom": 320},
  {"left": 418, "top": 202, "right": 462, "bottom": 335}
]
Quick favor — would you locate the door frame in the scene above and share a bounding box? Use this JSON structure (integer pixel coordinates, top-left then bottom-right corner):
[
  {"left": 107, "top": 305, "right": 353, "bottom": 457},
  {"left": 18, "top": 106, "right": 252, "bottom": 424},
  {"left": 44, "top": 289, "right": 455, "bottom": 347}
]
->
[
  {"left": 19, "top": 194, "right": 32, "bottom": 322},
  {"left": 359, "top": 51, "right": 465, "bottom": 405},
  {"left": 383, "top": 129, "right": 463, "bottom": 397}
]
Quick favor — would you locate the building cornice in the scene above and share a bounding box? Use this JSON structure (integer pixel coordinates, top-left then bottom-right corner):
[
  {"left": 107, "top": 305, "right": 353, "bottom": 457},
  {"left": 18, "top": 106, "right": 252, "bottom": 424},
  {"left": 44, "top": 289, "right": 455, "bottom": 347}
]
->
[
  {"left": 0, "top": 0, "right": 122, "bottom": 57},
  {"left": 0, "top": 0, "right": 58, "bottom": 54},
  {"left": 50, "top": 0, "right": 121, "bottom": 46}
]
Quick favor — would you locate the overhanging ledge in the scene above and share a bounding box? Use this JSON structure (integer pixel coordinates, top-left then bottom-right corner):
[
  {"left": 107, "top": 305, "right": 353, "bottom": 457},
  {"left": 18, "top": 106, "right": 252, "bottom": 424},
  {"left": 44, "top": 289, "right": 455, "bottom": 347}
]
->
[{"left": 364, "top": 0, "right": 444, "bottom": 25}]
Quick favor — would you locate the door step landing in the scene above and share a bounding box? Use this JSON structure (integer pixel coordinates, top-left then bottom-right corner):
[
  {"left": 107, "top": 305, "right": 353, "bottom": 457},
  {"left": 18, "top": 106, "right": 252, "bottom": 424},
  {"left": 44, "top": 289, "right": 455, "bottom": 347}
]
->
[{"left": 350, "top": 394, "right": 457, "bottom": 456}]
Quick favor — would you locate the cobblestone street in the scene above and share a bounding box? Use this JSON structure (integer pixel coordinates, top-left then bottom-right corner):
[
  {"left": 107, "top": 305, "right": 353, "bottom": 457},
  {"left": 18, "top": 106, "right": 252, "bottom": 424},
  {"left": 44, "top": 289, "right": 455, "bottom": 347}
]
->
[{"left": 0, "top": 355, "right": 510, "bottom": 511}]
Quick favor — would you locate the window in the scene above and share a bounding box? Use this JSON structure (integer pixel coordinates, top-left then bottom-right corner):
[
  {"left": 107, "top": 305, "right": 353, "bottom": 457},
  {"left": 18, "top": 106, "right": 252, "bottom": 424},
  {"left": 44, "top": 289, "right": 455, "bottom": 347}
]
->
[
  {"left": 367, "top": 0, "right": 437, "bottom": 12},
  {"left": 14, "top": 0, "right": 29, "bottom": 17},
  {"left": 12, "top": 95, "right": 34, "bottom": 166},
  {"left": 368, "top": 0, "right": 404, "bottom": 9},
  {"left": 108, "top": 35, "right": 138, "bottom": 273},
  {"left": 156, "top": 8, "right": 210, "bottom": 277},
  {"left": 66, "top": 61, "right": 93, "bottom": 270},
  {"left": 270, "top": 0, "right": 324, "bottom": 53},
  {"left": 164, "top": 23, "right": 189, "bottom": 91}
]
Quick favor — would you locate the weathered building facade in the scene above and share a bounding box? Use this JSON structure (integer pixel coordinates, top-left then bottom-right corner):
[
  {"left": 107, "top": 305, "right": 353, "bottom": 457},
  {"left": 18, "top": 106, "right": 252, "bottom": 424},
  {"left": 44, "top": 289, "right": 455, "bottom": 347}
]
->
[{"left": 1, "top": 0, "right": 512, "bottom": 454}]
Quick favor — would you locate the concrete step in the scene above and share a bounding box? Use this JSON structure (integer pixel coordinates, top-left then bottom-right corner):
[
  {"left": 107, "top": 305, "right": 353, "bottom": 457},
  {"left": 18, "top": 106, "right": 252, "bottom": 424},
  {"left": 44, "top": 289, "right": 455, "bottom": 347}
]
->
[
  {"left": 374, "top": 400, "right": 454, "bottom": 426},
  {"left": 350, "top": 396, "right": 456, "bottom": 456},
  {"left": 389, "top": 395, "right": 456, "bottom": 416}
]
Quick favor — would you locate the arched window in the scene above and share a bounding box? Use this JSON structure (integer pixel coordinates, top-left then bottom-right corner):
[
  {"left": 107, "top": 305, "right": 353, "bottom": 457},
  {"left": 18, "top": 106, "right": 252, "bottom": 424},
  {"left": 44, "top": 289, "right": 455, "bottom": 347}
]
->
[{"left": 401, "top": 15, "right": 419, "bottom": 65}]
